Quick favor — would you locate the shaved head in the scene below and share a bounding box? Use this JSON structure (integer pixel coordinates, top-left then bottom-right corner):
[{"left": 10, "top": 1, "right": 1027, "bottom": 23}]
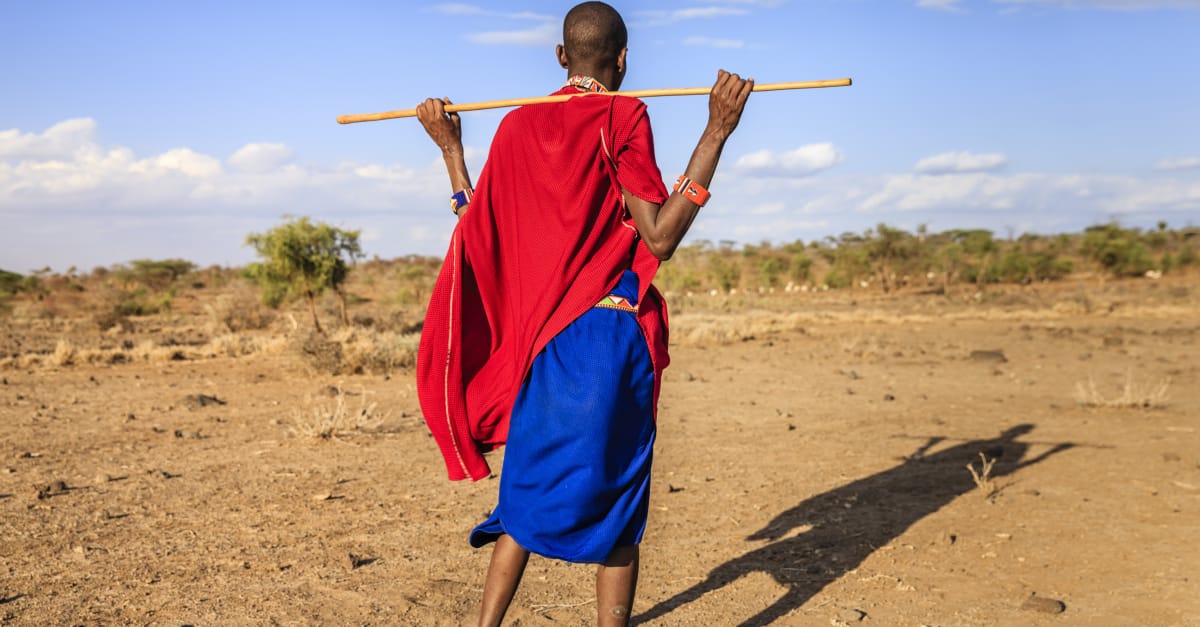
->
[{"left": 562, "top": 2, "right": 627, "bottom": 66}]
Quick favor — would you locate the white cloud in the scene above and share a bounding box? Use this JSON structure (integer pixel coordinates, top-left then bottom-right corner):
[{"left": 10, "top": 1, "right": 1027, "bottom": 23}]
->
[
  {"left": 633, "top": 7, "right": 749, "bottom": 26},
  {"left": 429, "top": 4, "right": 554, "bottom": 21},
  {"left": 0, "top": 119, "right": 476, "bottom": 269},
  {"left": 731, "top": 218, "right": 831, "bottom": 238},
  {"left": 0, "top": 119, "right": 453, "bottom": 217},
  {"left": 1154, "top": 156, "right": 1200, "bottom": 171},
  {"left": 136, "top": 148, "right": 223, "bottom": 178},
  {"left": 671, "top": 7, "right": 749, "bottom": 19},
  {"left": 0, "top": 118, "right": 98, "bottom": 161},
  {"left": 917, "top": 0, "right": 966, "bottom": 11},
  {"left": 229, "top": 143, "right": 295, "bottom": 173},
  {"left": 686, "top": 164, "right": 1200, "bottom": 250},
  {"left": 748, "top": 202, "right": 786, "bottom": 215},
  {"left": 995, "top": 0, "right": 1200, "bottom": 9},
  {"left": 858, "top": 171, "right": 1200, "bottom": 216},
  {"left": 5, "top": 118, "right": 1199, "bottom": 272},
  {"left": 735, "top": 143, "right": 842, "bottom": 176},
  {"left": 684, "top": 36, "right": 745, "bottom": 48},
  {"left": 468, "top": 22, "right": 558, "bottom": 46},
  {"left": 430, "top": 4, "right": 556, "bottom": 46},
  {"left": 706, "top": 0, "right": 784, "bottom": 5},
  {"left": 914, "top": 151, "right": 1008, "bottom": 174}
]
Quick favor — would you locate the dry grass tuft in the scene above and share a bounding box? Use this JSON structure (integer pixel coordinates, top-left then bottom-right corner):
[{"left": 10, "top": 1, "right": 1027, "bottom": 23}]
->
[
  {"left": 51, "top": 339, "right": 77, "bottom": 367},
  {"left": 672, "top": 312, "right": 811, "bottom": 345},
  {"left": 1074, "top": 372, "right": 1171, "bottom": 409},
  {"left": 1, "top": 331, "right": 289, "bottom": 371},
  {"left": 966, "top": 452, "right": 998, "bottom": 500},
  {"left": 290, "top": 387, "right": 388, "bottom": 440},
  {"left": 292, "top": 328, "right": 421, "bottom": 375},
  {"left": 204, "top": 285, "right": 276, "bottom": 334},
  {"left": 207, "top": 333, "right": 288, "bottom": 359}
]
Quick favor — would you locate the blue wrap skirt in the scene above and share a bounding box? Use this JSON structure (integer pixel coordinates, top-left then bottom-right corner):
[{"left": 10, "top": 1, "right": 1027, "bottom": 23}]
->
[{"left": 469, "top": 270, "right": 656, "bottom": 563}]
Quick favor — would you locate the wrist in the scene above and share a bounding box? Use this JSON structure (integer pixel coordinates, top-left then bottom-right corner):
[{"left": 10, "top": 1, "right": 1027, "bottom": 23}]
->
[{"left": 700, "top": 125, "right": 730, "bottom": 146}]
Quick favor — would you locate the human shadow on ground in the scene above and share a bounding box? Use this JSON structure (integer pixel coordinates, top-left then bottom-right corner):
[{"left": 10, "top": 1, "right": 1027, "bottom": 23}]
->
[{"left": 635, "top": 424, "right": 1075, "bottom": 626}]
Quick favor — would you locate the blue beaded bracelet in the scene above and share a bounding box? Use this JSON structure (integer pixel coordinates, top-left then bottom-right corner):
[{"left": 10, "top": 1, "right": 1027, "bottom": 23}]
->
[{"left": 450, "top": 188, "right": 473, "bottom": 215}]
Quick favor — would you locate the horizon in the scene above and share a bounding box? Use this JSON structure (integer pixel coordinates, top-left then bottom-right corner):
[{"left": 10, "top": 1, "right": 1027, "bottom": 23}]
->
[{"left": 3, "top": 1, "right": 1198, "bottom": 273}]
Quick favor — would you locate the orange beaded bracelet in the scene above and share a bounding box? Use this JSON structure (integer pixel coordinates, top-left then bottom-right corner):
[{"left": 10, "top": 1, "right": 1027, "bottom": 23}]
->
[{"left": 673, "top": 175, "right": 711, "bottom": 207}]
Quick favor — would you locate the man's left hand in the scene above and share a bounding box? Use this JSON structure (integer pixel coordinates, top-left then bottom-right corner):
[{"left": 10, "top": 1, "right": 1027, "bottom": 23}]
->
[{"left": 416, "top": 98, "right": 464, "bottom": 157}]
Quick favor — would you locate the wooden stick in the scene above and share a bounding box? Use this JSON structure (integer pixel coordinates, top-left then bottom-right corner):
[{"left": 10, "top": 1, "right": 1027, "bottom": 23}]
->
[{"left": 336, "top": 78, "right": 852, "bottom": 125}]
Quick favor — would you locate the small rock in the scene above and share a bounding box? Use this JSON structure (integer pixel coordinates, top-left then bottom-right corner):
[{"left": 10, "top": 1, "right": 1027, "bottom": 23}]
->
[
  {"left": 668, "top": 485, "right": 685, "bottom": 493},
  {"left": 845, "top": 370, "right": 861, "bottom": 380},
  {"left": 36, "top": 480, "right": 69, "bottom": 500},
  {"left": 182, "top": 394, "right": 225, "bottom": 409},
  {"left": 969, "top": 349, "right": 1008, "bottom": 363},
  {"left": 95, "top": 473, "right": 113, "bottom": 484},
  {"left": 319, "top": 385, "right": 342, "bottom": 397},
  {"left": 788, "top": 424, "right": 797, "bottom": 431},
  {"left": 883, "top": 393, "right": 896, "bottom": 401},
  {"left": 684, "top": 372, "right": 696, "bottom": 382},
  {"left": 837, "top": 608, "right": 866, "bottom": 622},
  {"left": 1021, "top": 595, "right": 1066, "bottom": 614},
  {"left": 348, "top": 553, "right": 376, "bottom": 569}
]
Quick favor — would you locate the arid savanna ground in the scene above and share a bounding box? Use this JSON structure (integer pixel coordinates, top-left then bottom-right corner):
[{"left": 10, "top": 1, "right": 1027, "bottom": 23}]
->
[{"left": 2, "top": 273, "right": 1197, "bottom": 625}]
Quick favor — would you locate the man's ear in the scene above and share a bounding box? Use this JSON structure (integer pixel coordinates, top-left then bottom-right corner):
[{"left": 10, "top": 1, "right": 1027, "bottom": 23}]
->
[
  {"left": 556, "top": 44, "right": 569, "bottom": 69},
  {"left": 617, "top": 47, "right": 628, "bottom": 75}
]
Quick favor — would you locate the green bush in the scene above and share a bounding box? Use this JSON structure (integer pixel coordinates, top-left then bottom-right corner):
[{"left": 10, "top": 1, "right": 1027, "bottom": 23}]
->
[
  {"left": 0, "top": 269, "right": 21, "bottom": 299},
  {"left": 709, "top": 255, "right": 741, "bottom": 292},
  {"left": 789, "top": 252, "right": 813, "bottom": 283},
  {"left": 114, "top": 259, "right": 196, "bottom": 290},
  {"left": 1081, "top": 224, "right": 1155, "bottom": 277}
]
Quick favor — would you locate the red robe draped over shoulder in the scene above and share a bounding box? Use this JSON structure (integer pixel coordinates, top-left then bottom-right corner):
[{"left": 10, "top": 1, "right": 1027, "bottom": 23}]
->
[{"left": 417, "top": 89, "right": 671, "bottom": 481}]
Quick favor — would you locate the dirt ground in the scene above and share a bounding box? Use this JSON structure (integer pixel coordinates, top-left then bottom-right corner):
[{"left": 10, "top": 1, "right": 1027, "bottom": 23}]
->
[{"left": 2, "top": 278, "right": 1198, "bottom": 626}]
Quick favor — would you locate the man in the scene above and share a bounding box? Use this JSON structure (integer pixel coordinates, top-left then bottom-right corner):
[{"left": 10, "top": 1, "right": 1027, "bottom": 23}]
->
[{"left": 415, "top": 3, "right": 752, "bottom": 624}]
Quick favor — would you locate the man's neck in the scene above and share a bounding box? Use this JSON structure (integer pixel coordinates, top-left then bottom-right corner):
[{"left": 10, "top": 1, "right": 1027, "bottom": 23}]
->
[{"left": 566, "top": 67, "right": 619, "bottom": 92}]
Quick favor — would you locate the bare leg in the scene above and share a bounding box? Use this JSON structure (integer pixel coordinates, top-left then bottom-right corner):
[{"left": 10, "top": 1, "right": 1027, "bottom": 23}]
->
[
  {"left": 596, "top": 544, "right": 639, "bottom": 626},
  {"left": 478, "top": 534, "right": 530, "bottom": 627}
]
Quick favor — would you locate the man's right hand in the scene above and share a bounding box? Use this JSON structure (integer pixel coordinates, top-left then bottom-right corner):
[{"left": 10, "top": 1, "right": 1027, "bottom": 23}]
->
[{"left": 706, "top": 70, "right": 754, "bottom": 141}]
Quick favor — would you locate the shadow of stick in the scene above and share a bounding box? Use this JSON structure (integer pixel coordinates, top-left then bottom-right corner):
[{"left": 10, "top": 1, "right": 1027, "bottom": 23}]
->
[{"left": 636, "top": 424, "right": 1074, "bottom": 626}]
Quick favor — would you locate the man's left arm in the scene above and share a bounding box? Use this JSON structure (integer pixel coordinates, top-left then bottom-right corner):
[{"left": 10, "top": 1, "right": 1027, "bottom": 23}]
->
[{"left": 416, "top": 98, "right": 474, "bottom": 220}]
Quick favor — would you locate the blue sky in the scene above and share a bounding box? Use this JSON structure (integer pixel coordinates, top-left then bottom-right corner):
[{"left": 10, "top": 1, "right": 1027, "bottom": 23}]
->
[{"left": 2, "top": 0, "right": 1198, "bottom": 271}]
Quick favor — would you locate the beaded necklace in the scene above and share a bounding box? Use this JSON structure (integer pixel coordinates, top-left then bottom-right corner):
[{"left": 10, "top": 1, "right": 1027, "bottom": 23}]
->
[{"left": 565, "top": 74, "right": 609, "bottom": 93}]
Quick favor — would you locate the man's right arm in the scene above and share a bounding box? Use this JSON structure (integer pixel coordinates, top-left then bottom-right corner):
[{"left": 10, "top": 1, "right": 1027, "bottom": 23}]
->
[{"left": 624, "top": 70, "right": 753, "bottom": 261}]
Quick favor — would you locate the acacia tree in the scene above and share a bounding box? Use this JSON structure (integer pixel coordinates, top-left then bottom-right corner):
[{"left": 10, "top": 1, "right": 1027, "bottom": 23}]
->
[{"left": 245, "top": 216, "right": 363, "bottom": 333}]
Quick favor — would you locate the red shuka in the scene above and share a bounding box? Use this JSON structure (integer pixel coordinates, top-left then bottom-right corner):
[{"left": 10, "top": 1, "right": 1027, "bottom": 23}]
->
[{"left": 417, "top": 89, "right": 671, "bottom": 481}]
